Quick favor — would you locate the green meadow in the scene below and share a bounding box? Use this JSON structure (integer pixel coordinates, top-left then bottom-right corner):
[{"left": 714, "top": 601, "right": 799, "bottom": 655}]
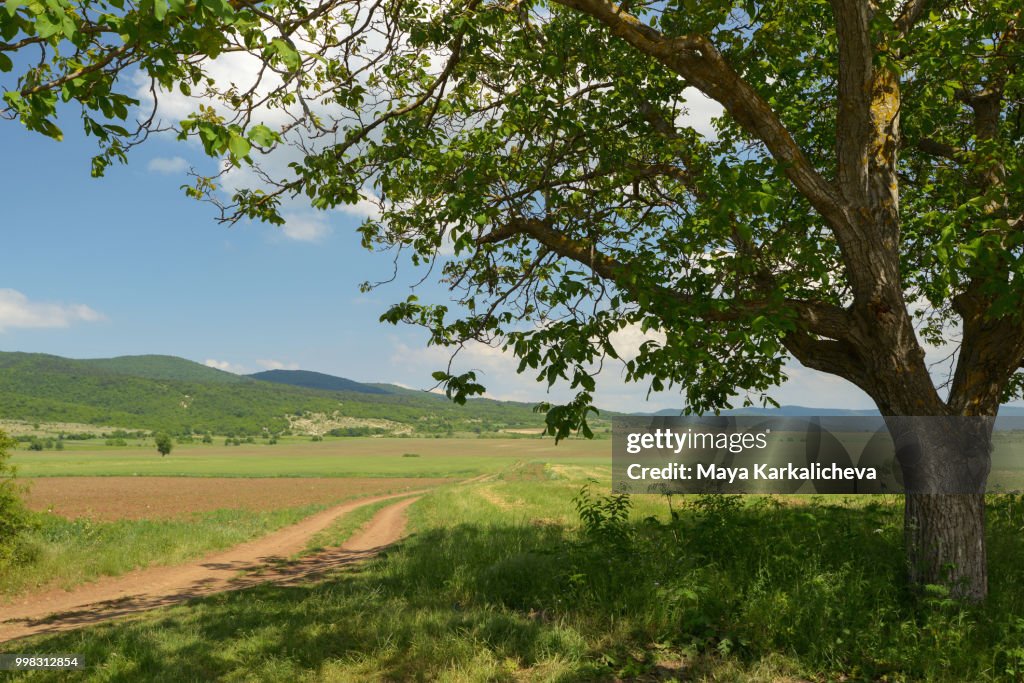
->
[
  {"left": 1, "top": 439, "right": 607, "bottom": 601},
  {"left": 0, "top": 505, "right": 328, "bottom": 598},
  {"left": 4, "top": 454, "right": 1024, "bottom": 681},
  {"left": 9, "top": 438, "right": 610, "bottom": 478}
]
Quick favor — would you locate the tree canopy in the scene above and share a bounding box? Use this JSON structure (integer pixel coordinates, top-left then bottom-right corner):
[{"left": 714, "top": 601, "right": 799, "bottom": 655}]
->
[
  {"left": 4, "top": 0, "right": 1023, "bottom": 599},
  {"left": 4, "top": 0, "right": 1022, "bottom": 424},
  {"left": 154, "top": 431, "right": 173, "bottom": 456}
]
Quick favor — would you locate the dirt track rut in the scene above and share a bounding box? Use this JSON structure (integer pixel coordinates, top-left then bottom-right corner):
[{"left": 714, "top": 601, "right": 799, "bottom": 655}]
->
[{"left": 0, "top": 492, "right": 423, "bottom": 643}]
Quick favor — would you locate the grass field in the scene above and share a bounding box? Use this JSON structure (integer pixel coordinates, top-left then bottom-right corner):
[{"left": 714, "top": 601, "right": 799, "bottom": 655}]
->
[
  {"left": 9, "top": 437, "right": 610, "bottom": 478},
  {"left": 4, "top": 476, "right": 1024, "bottom": 679},
  {"left": 0, "top": 504, "right": 328, "bottom": 598},
  {"left": 5, "top": 439, "right": 1024, "bottom": 680},
  {"left": 2, "top": 439, "right": 606, "bottom": 604}
]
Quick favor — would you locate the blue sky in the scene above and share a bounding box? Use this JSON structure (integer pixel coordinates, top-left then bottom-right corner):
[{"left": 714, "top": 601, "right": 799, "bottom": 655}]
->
[{"left": 0, "top": 105, "right": 882, "bottom": 412}]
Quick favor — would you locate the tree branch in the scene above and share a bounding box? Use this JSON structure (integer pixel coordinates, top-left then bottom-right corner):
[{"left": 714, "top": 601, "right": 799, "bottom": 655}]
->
[
  {"left": 831, "top": 0, "right": 875, "bottom": 208},
  {"left": 893, "top": 0, "right": 938, "bottom": 36},
  {"left": 913, "top": 137, "right": 964, "bottom": 161},
  {"left": 477, "top": 216, "right": 853, "bottom": 341},
  {"left": 550, "top": 0, "right": 848, "bottom": 234},
  {"left": 17, "top": 44, "right": 136, "bottom": 97},
  {"left": 784, "top": 331, "right": 873, "bottom": 395}
]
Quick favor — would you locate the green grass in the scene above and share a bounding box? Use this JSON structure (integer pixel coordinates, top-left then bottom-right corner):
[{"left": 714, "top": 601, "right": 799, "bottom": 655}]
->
[
  {"left": 10, "top": 437, "right": 611, "bottom": 478},
  {"left": 0, "top": 505, "right": 331, "bottom": 598},
  {"left": 6, "top": 474, "right": 1024, "bottom": 681}
]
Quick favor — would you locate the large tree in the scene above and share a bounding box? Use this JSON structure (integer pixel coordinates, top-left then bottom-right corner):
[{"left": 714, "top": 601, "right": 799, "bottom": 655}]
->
[{"left": 3, "top": 0, "right": 1023, "bottom": 600}]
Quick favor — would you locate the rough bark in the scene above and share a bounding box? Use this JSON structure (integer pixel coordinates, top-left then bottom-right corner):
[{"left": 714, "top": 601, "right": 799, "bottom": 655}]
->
[
  {"left": 904, "top": 495, "right": 988, "bottom": 602},
  {"left": 887, "top": 417, "right": 993, "bottom": 601}
]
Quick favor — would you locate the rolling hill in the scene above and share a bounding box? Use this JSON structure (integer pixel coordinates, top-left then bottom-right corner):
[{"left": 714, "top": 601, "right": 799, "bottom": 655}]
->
[
  {"left": 248, "top": 369, "right": 389, "bottom": 394},
  {"left": 85, "top": 355, "right": 247, "bottom": 384},
  {"left": 0, "top": 352, "right": 547, "bottom": 436}
]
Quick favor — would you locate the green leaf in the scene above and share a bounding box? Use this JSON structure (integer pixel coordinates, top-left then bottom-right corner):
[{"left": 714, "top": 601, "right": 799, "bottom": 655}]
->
[
  {"left": 247, "top": 124, "right": 276, "bottom": 147},
  {"left": 267, "top": 38, "right": 301, "bottom": 72},
  {"left": 4, "top": 0, "right": 27, "bottom": 16},
  {"left": 35, "top": 14, "right": 61, "bottom": 38},
  {"left": 227, "top": 134, "right": 251, "bottom": 159}
]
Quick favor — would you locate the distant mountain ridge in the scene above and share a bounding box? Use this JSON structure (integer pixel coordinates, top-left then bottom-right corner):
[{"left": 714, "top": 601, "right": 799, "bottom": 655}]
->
[
  {"left": 636, "top": 405, "right": 1024, "bottom": 417},
  {"left": 0, "top": 351, "right": 546, "bottom": 435},
  {"left": 248, "top": 369, "right": 390, "bottom": 395},
  {"left": 637, "top": 406, "right": 878, "bottom": 417},
  {"left": 7, "top": 351, "right": 1021, "bottom": 436}
]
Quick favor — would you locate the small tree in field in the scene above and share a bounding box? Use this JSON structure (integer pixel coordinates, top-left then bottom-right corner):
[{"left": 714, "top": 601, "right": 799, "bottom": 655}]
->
[
  {"left": 3, "top": 0, "right": 1023, "bottom": 601},
  {"left": 154, "top": 433, "right": 173, "bottom": 458}
]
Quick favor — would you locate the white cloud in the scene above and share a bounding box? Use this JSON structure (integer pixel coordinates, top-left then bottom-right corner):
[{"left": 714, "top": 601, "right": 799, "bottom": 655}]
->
[
  {"left": 132, "top": 52, "right": 293, "bottom": 129},
  {"left": 771, "top": 361, "right": 875, "bottom": 409},
  {"left": 383, "top": 328, "right": 883, "bottom": 413},
  {"left": 257, "top": 359, "right": 300, "bottom": 370},
  {"left": 385, "top": 336, "right": 674, "bottom": 412},
  {"left": 280, "top": 212, "right": 332, "bottom": 242},
  {"left": 608, "top": 323, "right": 667, "bottom": 362},
  {"left": 337, "top": 191, "right": 382, "bottom": 221},
  {"left": 204, "top": 358, "right": 249, "bottom": 374},
  {"left": 146, "top": 156, "right": 190, "bottom": 174},
  {"left": 0, "top": 289, "right": 105, "bottom": 332},
  {"left": 675, "top": 87, "right": 725, "bottom": 139}
]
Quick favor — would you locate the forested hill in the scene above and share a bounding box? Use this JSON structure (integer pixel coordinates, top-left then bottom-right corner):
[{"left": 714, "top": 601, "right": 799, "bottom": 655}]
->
[
  {"left": 84, "top": 355, "right": 247, "bottom": 383},
  {"left": 247, "top": 369, "right": 389, "bottom": 394},
  {"left": 0, "top": 352, "right": 546, "bottom": 436}
]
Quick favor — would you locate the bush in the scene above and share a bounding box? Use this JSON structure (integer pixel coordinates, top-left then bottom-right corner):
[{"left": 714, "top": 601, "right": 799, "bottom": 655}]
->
[{"left": 0, "top": 431, "right": 30, "bottom": 566}]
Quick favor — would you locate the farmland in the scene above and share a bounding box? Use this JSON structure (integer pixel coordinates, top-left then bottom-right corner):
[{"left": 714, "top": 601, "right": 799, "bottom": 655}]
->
[
  {"left": 5, "top": 438, "right": 1024, "bottom": 680},
  {"left": 0, "top": 438, "right": 609, "bottom": 603},
  {"left": 21, "top": 476, "right": 450, "bottom": 520},
  {"left": 9, "top": 437, "right": 609, "bottom": 478}
]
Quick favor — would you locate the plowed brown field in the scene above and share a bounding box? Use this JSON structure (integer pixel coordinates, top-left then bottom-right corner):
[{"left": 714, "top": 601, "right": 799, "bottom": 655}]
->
[{"left": 21, "top": 476, "right": 450, "bottom": 520}]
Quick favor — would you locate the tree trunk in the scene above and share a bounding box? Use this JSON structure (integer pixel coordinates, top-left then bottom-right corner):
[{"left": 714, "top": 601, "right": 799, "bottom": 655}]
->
[
  {"left": 904, "top": 494, "right": 987, "bottom": 602},
  {"left": 888, "top": 417, "right": 993, "bottom": 602}
]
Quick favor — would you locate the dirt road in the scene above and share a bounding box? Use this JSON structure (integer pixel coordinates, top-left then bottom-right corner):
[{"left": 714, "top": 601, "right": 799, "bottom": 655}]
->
[{"left": 0, "top": 492, "right": 423, "bottom": 643}]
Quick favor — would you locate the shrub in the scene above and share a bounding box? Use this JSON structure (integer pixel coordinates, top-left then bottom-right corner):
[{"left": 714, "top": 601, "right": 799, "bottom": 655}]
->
[{"left": 0, "top": 431, "right": 30, "bottom": 566}]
